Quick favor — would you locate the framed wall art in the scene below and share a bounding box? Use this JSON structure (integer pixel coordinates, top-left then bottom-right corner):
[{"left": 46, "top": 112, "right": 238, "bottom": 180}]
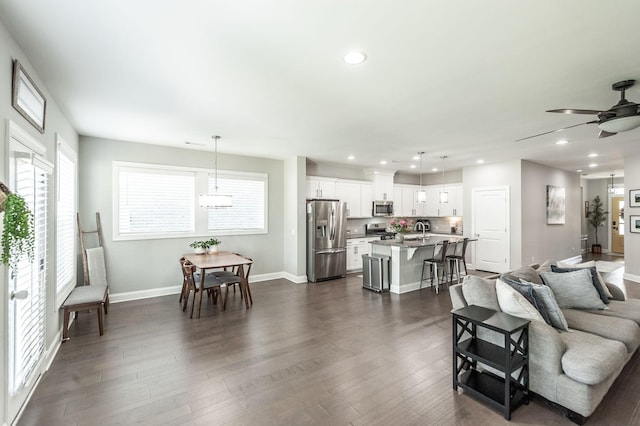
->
[
  {"left": 546, "top": 185, "right": 565, "bottom": 225},
  {"left": 630, "top": 189, "right": 640, "bottom": 208},
  {"left": 630, "top": 215, "right": 640, "bottom": 233},
  {"left": 12, "top": 59, "right": 46, "bottom": 133}
]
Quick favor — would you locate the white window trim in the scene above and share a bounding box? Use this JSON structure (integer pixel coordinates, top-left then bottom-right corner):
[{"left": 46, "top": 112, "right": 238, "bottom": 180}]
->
[
  {"left": 113, "top": 161, "right": 268, "bottom": 241},
  {"left": 55, "top": 135, "right": 77, "bottom": 308}
]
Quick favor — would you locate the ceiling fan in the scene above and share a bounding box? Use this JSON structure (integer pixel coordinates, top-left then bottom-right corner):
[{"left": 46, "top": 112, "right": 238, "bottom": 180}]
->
[{"left": 517, "top": 79, "right": 640, "bottom": 141}]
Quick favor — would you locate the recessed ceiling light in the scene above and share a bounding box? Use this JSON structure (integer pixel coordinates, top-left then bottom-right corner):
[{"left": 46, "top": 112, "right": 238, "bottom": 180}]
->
[
  {"left": 344, "top": 51, "right": 367, "bottom": 65},
  {"left": 556, "top": 140, "right": 569, "bottom": 145},
  {"left": 589, "top": 163, "right": 598, "bottom": 168},
  {"left": 347, "top": 155, "right": 355, "bottom": 160},
  {"left": 576, "top": 169, "right": 583, "bottom": 173},
  {"left": 380, "top": 160, "right": 387, "bottom": 165},
  {"left": 410, "top": 164, "right": 416, "bottom": 169},
  {"left": 432, "top": 168, "right": 438, "bottom": 172},
  {"left": 587, "top": 153, "right": 598, "bottom": 158},
  {"left": 412, "top": 155, "right": 420, "bottom": 161},
  {"left": 477, "top": 159, "right": 485, "bottom": 164}
]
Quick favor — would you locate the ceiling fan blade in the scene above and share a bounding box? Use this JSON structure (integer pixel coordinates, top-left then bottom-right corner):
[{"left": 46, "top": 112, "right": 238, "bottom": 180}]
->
[
  {"left": 598, "top": 130, "right": 617, "bottom": 138},
  {"left": 546, "top": 108, "right": 605, "bottom": 115},
  {"left": 515, "top": 121, "right": 598, "bottom": 142}
]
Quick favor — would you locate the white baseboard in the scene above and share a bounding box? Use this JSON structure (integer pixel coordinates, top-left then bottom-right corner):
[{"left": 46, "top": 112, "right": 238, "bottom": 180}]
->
[
  {"left": 561, "top": 255, "right": 583, "bottom": 263},
  {"left": 624, "top": 272, "right": 640, "bottom": 283},
  {"left": 109, "top": 272, "right": 308, "bottom": 303}
]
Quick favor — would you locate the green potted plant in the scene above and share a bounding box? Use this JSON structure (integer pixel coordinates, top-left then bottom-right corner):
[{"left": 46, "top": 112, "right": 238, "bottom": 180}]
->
[
  {"left": 189, "top": 237, "right": 221, "bottom": 254},
  {"left": 1, "top": 183, "right": 35, "bottom": 275},
  {"left": 587, "top": 195, "right": 608, "bottom": 254}
]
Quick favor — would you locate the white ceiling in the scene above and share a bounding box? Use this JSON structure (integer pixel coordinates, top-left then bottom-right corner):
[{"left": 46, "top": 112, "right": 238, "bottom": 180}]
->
[{"left": 2, "top": 1, "right": 639, "bottom": 178}]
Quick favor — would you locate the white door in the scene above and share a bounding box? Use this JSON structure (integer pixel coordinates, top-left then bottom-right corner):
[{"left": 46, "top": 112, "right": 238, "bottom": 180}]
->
[
  {"left": 472, "top": 186, "right": 510, "bottom": 273},
  {"left": 6, "top": 123, "right": 51, "bottom": 424}
]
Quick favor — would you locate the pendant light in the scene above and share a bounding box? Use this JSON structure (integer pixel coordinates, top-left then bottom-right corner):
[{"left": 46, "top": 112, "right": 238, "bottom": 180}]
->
[
  {"left": 439, "top": 155, "right": 448, "bottom": 203},
  {"left": 416, "top": 151, "right": 427, "bottom": 203},
  {"left": 608, "top": 173, "right": 615, "bottom": 194},
  {"left": 199, "top": 136, "right": 232, "bottom": 208}
]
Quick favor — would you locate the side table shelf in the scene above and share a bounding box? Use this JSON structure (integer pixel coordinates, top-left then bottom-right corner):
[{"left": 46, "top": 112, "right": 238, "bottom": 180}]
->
[{"left": 452, "top": 305, "right": 530, "bottom": 421}]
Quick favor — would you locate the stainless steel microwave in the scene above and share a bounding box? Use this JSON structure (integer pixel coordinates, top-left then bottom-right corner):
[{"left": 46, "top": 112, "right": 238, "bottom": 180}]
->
[{"left": 372, "top": 201, "right": 394, "bottom": 216}]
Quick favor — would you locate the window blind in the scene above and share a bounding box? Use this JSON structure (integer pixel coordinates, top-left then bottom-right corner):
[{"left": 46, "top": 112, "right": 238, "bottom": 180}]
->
[
  {"left": 207, "top": 173, "right": 267, "bottom": 232},
  {"left": 9, "top": 158, "right": 47, "bottom": 395},
  {"left": 117, "top": 167, "right": 195, "bottom": 235},
  {"left": 56, "top": 143, "right": 76, "bottom": 301}
]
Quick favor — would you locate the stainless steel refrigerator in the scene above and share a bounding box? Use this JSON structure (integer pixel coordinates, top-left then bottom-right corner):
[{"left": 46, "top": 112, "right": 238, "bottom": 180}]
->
[{"left": 306, "top": 199, "right": 347, "bottom": 282}]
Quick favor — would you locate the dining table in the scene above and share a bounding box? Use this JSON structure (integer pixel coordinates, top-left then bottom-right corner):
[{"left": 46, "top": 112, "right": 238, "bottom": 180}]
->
[{"left": 183, "top": 251, "right": 253, "bottom": 318}]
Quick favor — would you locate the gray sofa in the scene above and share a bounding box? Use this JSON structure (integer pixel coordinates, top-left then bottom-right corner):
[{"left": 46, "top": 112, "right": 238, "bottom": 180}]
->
[{"left": 449, "top": 262, "right": 640, "bottom": 424}]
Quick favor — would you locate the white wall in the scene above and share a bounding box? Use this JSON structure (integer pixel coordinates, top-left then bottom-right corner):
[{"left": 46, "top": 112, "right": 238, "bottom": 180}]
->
[
  {"left": 78, "top": 136, "right": 285, "bottom": 297},
  {"left": 283, "top": 156, "right": 307, "bottom": 280},
  {"left": 0, "top": 20, "right": 79, "bottom": 425},
  {"left": 463, "top": 160, "right": 522, "bottom": 267}
]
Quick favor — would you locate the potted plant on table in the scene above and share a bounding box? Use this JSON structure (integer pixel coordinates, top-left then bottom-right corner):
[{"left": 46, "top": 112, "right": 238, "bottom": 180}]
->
[
  {"left": 587, "top": 195, "right": 608, "bottom": 254},
  {"left": 189, "top": 238, "right": 222, "bottom": 254},
  {"left": 389, "top": 218, "right": 414, "bottom": 242},
  {"left": 1, "top": 182, "right": 35, "bottom": 276}
]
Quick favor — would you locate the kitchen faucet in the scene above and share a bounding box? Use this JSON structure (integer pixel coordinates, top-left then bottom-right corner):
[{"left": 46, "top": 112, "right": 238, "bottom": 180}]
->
[{"left": 415, "top": 221, "right": 427, "bottom": 241}]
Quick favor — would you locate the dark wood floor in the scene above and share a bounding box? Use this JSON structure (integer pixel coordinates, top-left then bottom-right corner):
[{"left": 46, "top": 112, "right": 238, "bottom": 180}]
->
[{"left": 19, "top": 257, "right": 639, "bottom": 425}]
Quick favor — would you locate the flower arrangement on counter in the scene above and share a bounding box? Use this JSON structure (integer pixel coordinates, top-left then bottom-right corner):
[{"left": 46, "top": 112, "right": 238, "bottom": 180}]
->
[{"left": 389, "top": 218, "right": 413, "bottom": 234}]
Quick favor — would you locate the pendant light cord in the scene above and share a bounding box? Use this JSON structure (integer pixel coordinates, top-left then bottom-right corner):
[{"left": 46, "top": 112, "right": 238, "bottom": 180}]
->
[{"left": 213, "top": 135, "right": 220, "bottom": 193}]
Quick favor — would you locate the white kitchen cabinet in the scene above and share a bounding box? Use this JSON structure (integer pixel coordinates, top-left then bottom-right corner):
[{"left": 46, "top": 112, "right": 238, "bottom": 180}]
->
[
  {"left": 346, "top": 237, "right": 375, "bottom": 272},
  {"left": 335, "top": 181, "right": 373, "bottom": 218},
  {"left": 438, "top": 185, "right": 463, "bottom": 216},
  {"left": 424, "top": 187, "right": 441, "bottom": 216},
  {"left": 360, "top": 183, "right": 373, "bottom": 217},
  {"left": 306, "top": 177, "right": 336, "bottom": 199},
  {"left": 365, "top": 170, "right": 395, "bottom": 201}
]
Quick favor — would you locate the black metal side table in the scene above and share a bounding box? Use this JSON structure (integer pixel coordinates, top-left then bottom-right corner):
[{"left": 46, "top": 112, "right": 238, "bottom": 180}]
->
[{"left": 452, "top": 305, "right": 530, "bottom": 420}]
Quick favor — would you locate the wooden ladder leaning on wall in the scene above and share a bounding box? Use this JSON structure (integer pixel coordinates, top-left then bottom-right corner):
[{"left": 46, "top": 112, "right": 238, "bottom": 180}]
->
[{"left": 60, "top": 212, "right": 110, "bottom": 341}]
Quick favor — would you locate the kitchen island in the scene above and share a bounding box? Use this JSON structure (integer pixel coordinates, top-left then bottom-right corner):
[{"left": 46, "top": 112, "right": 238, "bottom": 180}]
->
[{"left": 370, "top": 234, "right": 465, "bottom": 294}]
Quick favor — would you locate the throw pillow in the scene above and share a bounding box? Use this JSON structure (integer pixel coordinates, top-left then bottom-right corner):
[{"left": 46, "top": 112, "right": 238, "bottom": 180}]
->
[
  {"left": 526, "top": 281, "right": 569, "bottom": 331},
  {"left": 505, "top": 265, "right": 543, "bottom": 285},
  {"left": 556, "top": 260, "right": 613, "bottom": 299},
  {"left": 500, "top": 274, "right": 551, "bottom": 324},
  {"left": 551, "top": 265, "right": 609, "bottom": 304},
  {"left": 461, "top": 275, "right": 499, "bottom": 311},
  {"left": 495, "top": 278, "right": 545, "bottom": 322},
  {"left": 536, "top": 259, "right": 556, "bottom": 274},
  {"left": 539, "top": 269, "right": 607, "bottom": 310}
]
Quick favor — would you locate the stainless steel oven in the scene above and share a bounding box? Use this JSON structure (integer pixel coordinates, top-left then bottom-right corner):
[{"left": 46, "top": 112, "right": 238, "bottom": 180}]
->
[{"left": 372, "top": 201, "right": 394, "bottom": 217}]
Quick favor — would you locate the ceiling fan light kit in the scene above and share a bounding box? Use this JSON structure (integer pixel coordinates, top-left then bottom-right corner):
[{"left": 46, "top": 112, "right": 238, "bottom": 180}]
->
[{"left": 519, "top": 79, "right": 640, "bottom": 141}]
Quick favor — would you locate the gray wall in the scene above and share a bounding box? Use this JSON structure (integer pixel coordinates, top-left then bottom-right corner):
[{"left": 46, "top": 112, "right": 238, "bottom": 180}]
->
[
  {"left": 78, "top": 136, "right": 285, "bottom": 295},
  {"left": 283, "top": 156, "right": 306, "bottom": 278},
  {"left": 520, "top": 161, "right": 581, "bottom": 264},
  {"left": 0, "top": 20, "right": 79, "bottom": 425},
  {"left": 625, "top": 154, "right": 640, "bottom": 280}
]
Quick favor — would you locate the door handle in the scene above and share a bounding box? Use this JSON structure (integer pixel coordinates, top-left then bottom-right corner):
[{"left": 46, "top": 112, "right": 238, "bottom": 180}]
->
[{"left": 11, "top": 290, "right": 28, "bottom": 300}]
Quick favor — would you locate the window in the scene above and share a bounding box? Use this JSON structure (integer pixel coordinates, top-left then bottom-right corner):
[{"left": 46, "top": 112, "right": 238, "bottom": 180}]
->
[
  {"left": 207, "top": 171, "right": 267, "bottom": 234},
  {"left": 56, "top": 138, "right": 76, "bottom": 303},
  {"left": 114, "top": 162, "right": 267, "bottom": 240}
]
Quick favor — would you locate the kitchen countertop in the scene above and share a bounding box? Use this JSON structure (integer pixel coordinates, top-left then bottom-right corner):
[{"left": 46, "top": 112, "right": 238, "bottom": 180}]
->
[{"left": 370, "top": 233, "right": 465, "bottom": 248}]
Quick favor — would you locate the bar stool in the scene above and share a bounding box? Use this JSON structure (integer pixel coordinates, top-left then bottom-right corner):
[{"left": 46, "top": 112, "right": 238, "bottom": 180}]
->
[
  {"left": 446, "top": 238, "right": 470, "bottom": 284},
  {"left": 420, "top": 240, "right": 449, "bottom": 294}
]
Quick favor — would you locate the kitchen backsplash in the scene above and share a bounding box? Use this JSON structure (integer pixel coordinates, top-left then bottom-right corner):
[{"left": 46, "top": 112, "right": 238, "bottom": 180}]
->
[{"left": 347, "top": 216, "right": 463, "bottom": 236}]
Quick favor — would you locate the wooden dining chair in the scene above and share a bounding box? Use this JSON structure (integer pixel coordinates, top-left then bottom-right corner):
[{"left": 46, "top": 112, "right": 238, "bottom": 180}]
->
[
  {"left": 215, "top": 257, "right": 253, "bottom": 307},
  {"left": 181, "top": 262, "right": 226, "bottom": 318},
  {"left": 209, "top": 252, "right": 243, "bottom": 295}
]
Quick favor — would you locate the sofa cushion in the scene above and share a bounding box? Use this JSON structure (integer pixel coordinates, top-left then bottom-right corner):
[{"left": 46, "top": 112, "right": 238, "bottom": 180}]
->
[
  {"left": 501, "top": 274, "right": 551, "bottom": 324},
  {"left": 557, "top": 260, "right": 612, "bottom": 298},
  {"left": 561, "top": 308, "right": 640, "bottom": 353},
  {"left": 507, "top": 264, "right": 543, "bottom": 285},
  {"left": 537, "top": 259, "right": 555, "bottom": 274},
  {"left": 586, "top": 299, "right": 640, "bottom": 325},
  {"left": 529, "top": 281, "right": 569, "bottom": 331},
  {"left": 560, "top": 330, "right": 627, "bottom": 385},
  {"left": 495, "top": 278, "right": 545, "bottom": 322},
  {"left": 461, "top": 275, "right": 499, "bottom": 311},
  {"left": 540, "top": 269, "right": 607, "bottom": 310},
  {"left": 552, "top": 264, "right": 609, "bottom": 304}
]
